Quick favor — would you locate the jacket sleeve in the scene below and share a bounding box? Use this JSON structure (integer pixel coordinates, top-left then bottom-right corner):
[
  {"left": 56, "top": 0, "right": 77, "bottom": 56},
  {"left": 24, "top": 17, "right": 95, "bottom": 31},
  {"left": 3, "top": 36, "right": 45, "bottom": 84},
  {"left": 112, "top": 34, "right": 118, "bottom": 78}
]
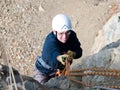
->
[
  {"left": 69, "top": 31, "right": 82, "bottom": 59},
  {"left": 42, "top": 34, "right": 61, "bottom": 70}
]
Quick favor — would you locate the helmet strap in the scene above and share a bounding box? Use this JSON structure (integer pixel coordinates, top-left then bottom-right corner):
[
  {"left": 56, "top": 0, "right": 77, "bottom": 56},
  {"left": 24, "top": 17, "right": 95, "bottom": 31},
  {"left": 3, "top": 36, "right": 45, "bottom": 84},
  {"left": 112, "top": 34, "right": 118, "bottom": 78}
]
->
[{"left": 53, "top": 31, "right": 57, "bottom": 36}]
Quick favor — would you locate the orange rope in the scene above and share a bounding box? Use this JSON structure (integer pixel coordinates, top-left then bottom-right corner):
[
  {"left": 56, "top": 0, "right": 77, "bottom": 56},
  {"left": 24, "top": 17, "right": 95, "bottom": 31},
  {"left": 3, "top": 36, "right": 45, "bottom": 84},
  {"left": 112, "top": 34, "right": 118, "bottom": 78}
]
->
[
  {"left": 55, "top": 58, "right": 71, "bottom": 76},
  {"left": 56, "top": 59, "right": 120, "bottom": 89},
  {"left": 69, "top": 72, "right": 120, "bottom": 77},
  {"left": 69, "top": 67, "right": 120, "bottom": 89},
  {"left": 70, "top": 68, "right": 120, "bottom": 73},
  {"left": 69, "top": 78, "right": 120, "bottom": 89}
]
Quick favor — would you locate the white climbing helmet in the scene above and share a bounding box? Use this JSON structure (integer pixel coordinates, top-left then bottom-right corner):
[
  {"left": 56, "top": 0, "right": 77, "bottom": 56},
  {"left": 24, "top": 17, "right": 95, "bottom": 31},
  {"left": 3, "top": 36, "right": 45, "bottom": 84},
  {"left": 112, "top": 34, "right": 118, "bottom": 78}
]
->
[{"left": 52, "top": 14, "right": 72, "bottom": 32}]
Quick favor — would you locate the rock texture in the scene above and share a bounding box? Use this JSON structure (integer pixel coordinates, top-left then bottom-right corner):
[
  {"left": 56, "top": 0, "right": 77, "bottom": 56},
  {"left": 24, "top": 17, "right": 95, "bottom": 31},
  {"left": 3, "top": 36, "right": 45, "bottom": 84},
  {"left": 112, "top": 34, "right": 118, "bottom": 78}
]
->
[
  {"left": 81, "top": 39, "right": 120, "bottom": 88},
  {"left": 91, "top": 12, "right": 120, "bottom": 54},
  {"left": 0, "top": 64, "right": 50, "bottom": 90}
]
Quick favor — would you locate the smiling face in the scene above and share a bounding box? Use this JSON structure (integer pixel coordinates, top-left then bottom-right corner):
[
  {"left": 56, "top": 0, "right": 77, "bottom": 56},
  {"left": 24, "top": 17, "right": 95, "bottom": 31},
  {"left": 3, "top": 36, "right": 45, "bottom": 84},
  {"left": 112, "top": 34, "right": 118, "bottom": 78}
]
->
[{"left": 55, "top": 30, "right": 71, "bottom": 43}]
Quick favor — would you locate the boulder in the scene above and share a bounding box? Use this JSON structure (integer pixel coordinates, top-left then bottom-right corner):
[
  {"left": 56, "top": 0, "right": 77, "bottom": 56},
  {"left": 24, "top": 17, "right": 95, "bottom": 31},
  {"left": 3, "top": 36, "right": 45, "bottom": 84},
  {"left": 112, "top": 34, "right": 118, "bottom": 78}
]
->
[
  {"left": 91, "top": 12, "right": 120, "bottom": 54},
  {"left": 81, "top": 39, "right": 120, "bottom": 87},
  {"left": 0, "top": 64, "right": 50, "bottom": 90}
]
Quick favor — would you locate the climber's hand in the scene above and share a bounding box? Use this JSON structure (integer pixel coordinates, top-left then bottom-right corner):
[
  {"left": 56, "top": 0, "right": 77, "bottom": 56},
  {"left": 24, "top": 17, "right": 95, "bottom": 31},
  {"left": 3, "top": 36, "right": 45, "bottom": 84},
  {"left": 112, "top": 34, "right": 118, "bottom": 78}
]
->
[
  {"left": 57, "top": 53, "right": 74, "bottom": 65},
  {"left": 67, "top": 50, "right": 76, "bottom": 59},
  {"left": 57, "top": 54, "right": 69, "bottom": 65}
]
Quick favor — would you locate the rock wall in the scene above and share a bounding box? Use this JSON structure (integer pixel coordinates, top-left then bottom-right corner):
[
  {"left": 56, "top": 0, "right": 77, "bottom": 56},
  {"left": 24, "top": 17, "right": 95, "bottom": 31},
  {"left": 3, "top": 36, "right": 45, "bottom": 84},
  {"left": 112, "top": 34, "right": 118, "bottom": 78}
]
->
[{"left": 91, "top": 12, "right": 120, "bottom": 54}]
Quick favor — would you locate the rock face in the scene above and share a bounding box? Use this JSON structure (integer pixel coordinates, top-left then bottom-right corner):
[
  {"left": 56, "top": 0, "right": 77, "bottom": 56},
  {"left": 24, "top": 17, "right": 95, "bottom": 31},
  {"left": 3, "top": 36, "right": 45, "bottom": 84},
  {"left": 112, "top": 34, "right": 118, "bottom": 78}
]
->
[
  {"left": 45, "top": 76, "right": 91, "bottom": 90},
  {"left": 81, "top": 39, "right": 120, "bottom": 88},
  {"left": 0, "top": 64, "right": 50, "bottom": 90},
  {"left": 91, "top": 12, "right": 120, "bottom": 54},
  {"left": 69, "top": 12, "right": 120, "bottom": 89}
]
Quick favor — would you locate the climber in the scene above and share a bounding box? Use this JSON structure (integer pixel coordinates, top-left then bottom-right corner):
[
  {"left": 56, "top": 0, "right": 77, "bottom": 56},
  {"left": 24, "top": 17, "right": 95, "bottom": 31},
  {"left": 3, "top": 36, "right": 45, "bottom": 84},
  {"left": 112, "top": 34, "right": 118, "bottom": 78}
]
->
[{"left": 33, "top": 13, "right": 82, "bottom": 85}]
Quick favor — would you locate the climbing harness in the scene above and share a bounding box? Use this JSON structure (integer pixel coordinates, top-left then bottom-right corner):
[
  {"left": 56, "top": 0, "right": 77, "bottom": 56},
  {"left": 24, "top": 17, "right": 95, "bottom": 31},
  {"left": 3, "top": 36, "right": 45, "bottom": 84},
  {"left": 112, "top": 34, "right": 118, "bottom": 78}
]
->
[{"left": 36, "top": 56, "right": 53, "bottom": 70}]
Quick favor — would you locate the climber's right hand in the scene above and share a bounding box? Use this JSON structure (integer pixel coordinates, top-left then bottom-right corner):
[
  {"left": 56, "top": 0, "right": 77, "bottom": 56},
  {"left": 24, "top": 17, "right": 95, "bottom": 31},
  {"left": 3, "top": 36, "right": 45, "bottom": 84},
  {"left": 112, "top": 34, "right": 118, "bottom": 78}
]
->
[{"left": 57, "top": 54, "right": 69, "bottom": 65}]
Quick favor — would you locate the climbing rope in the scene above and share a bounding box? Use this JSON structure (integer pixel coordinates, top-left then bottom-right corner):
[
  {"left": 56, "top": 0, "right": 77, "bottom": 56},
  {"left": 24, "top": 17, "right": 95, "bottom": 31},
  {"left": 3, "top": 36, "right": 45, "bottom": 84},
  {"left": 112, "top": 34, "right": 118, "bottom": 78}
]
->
[
  {"left": 69, "top": 78, "right": 120, "bottom": 89},
  {"left": 70, "top": 68, "right": 120, "bottom": 77},
  {"left": 55, "top": 58, "right": 71, "bottom": 76},
  {"left": 70, "top": 67, "right": 120, "bottom": 73},
  {"left": 69, "top": 67, "right": 120, "bottom": 89},
  {"left": 57, "top": 57, "right": 120, "bottom": 89}
]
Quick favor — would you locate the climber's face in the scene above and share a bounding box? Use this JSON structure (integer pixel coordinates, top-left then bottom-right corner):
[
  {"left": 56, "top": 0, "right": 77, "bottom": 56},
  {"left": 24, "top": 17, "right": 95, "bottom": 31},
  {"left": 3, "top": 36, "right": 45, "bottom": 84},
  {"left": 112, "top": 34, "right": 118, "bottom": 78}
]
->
[{"left": 56, "top": 30, "right": 71, "bottom": 43}]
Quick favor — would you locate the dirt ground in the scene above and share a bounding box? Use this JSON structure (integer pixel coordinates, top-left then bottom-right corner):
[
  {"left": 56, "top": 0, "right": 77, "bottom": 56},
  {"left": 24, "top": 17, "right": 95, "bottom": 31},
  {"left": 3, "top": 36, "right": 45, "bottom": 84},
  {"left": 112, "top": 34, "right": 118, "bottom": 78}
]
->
[{"left": 0, "top": 0, "right": 120, "bottom": 76}]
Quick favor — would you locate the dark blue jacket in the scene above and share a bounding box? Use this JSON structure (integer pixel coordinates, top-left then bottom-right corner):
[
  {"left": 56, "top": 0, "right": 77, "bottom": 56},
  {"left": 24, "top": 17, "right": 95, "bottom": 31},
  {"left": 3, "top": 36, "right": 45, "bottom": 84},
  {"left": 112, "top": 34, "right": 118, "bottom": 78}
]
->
[{"left": 36, "top": 30, "right": 82, "bottom": 75}]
